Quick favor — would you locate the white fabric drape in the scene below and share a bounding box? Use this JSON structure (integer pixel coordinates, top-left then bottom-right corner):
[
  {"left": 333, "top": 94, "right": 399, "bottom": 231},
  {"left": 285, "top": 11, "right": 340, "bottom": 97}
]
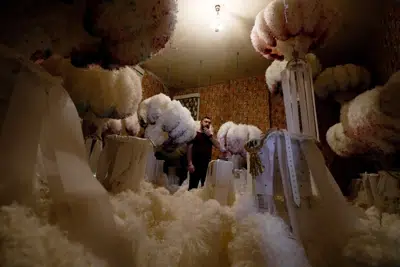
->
[{"left": 0, "top": 45, "right": 133, "bottom": 266}]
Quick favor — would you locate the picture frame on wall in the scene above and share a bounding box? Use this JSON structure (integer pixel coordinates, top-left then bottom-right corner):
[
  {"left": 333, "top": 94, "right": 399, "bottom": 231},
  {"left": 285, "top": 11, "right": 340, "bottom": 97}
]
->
[{"left": 173, "top": 93, "right": 200, "bottom": 121}]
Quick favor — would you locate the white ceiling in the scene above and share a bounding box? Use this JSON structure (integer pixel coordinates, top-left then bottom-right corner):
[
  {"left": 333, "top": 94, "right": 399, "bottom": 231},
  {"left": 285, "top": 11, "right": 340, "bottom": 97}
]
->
[{"left": 142, "top": 0, "right": 382, "bottom": 89}]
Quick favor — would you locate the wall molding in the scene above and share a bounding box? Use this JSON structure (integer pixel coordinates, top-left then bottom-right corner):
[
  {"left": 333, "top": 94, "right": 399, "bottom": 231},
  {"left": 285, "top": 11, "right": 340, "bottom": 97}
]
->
[
  {"left": 173, "top": 93, "right": 200, "bottom": 99},
  {"left": 132, "top": 65, "right": 145, "bottom": 77}
]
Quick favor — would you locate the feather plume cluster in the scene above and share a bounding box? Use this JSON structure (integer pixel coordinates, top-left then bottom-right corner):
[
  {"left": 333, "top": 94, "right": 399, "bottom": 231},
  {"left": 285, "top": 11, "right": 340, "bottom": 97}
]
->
[
  {"left": 217, "top": 122, "right": 263, "bottom": 157},
  {"left": 314, "top": 64, "right": 371, "bottom": 103},
  {"left": 139, "top": 94, "right": 197, "bottom": 146},
  {"left": 85, "top": 0, "right": 178, "bottom": 66},
  {"left": 41, "top": 56, "right": 143, "bottom": 119},
  {"left": 251, "top": 0, "right": 338, "bottom": 60},
  {"left": 326, "top": 71, "right": 400, "bottom": 157},
  {"left": 0, "top": 0, "right": 178, "bottom": 67}
]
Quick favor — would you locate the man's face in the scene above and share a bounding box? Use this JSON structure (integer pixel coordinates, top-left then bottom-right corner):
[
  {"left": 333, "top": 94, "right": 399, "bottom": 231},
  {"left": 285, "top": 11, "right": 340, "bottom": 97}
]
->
[{"left": 201, "top": 118, "right": 211, "bottom": 129}]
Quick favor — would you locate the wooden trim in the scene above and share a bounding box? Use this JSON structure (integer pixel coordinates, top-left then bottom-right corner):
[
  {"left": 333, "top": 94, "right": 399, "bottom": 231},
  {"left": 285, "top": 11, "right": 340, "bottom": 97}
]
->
[
  {"left": 173, "top": 93, "right": 200, "bottom": 100},
  {"left": 132, "top": 65, "right": 145, "bottom": 76},
  {"left": 197, "top": 97, "right": 201, "bottom": 120}
]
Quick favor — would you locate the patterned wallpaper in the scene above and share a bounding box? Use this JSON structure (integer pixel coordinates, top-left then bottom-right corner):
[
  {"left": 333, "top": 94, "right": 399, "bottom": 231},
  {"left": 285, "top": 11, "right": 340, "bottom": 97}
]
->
[
  {"left": 168, "top": 71, "right": 373, "bottom": 193},
  {"left": 170, "top": 75, "right": 272, "bottom": 159},
  {"left": 270, "top": 93, "right": 287, "bottom": 129},
  {"left": 171, "top": 76, "right": 271, "bottom": 131},
  {"left": 143, "top": 71, "right": 285, "bottom": 139},
  {"left": 142, "top": 71, "right": 168, "bottom": 99}
]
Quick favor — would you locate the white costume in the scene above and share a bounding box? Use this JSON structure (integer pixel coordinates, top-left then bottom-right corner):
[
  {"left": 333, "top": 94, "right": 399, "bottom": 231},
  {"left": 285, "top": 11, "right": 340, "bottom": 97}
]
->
[{"left": 247, "top": 130, "right": 360, "bottom": 266}]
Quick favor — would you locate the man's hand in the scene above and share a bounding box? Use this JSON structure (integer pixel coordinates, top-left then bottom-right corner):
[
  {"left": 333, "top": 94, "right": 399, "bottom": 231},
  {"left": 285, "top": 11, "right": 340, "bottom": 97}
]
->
[
  {"left": 188, "top": 163, "right": 195, "bottom": 173},
  {"left": 220, "top": 150, "right": 230, "bottom": 159},
  {"left": 219, "top": 147, "right": 228, "bottom": 157},
  {"left": 203, "top": 127, "right": 212, "bottom": 137}
]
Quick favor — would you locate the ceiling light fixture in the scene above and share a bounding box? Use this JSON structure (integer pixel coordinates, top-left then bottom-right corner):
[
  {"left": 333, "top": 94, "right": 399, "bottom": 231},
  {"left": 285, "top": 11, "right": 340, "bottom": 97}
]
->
[{"left": 211, "top": 4, "right": 223, "bottom": 32}]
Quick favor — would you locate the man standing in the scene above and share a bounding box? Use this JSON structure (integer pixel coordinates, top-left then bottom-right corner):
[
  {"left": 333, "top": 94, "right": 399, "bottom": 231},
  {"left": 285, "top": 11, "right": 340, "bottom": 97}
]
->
[{"left": 187, "top": 116, "right": 225, "bottom": 190}]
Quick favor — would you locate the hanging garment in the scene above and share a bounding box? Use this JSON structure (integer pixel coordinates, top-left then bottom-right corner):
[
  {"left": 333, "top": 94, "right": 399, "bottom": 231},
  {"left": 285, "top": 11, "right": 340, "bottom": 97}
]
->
[
  {"left": 85, "top": 136, "right": 103, "bottom": 174},
  {"left": 360, "top": 173, "right": 376, "bottom": 207},
  {"left": 203, "top": 159, "right": 235, "bottom": 206},
  {"left": 167, "top": 166, "right": 180, "bottom": 186},
  {"left": 233, "top": 168, "right": 251, "bottom": 197},
  {"left": 96, "top": 135, "right": 152, "bottom": 193},
  {"left": 376, "top": 171, "right": 400, "bottom": 214},
  {"left": 145, "top": 149, "right": 165, "bottom": 184},
  {"left": 0, "top": 45, "right": 133, "bottom": 267},
  {"left": 247, "top": 130, "right": 361, "bottom": 267}
]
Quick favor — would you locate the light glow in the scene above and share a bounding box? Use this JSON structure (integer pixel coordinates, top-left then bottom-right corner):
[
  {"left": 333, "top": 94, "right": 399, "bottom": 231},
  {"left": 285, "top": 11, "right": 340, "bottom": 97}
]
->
[{"left": 210, "top": 4, "right": 223, "bottom": 32}]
